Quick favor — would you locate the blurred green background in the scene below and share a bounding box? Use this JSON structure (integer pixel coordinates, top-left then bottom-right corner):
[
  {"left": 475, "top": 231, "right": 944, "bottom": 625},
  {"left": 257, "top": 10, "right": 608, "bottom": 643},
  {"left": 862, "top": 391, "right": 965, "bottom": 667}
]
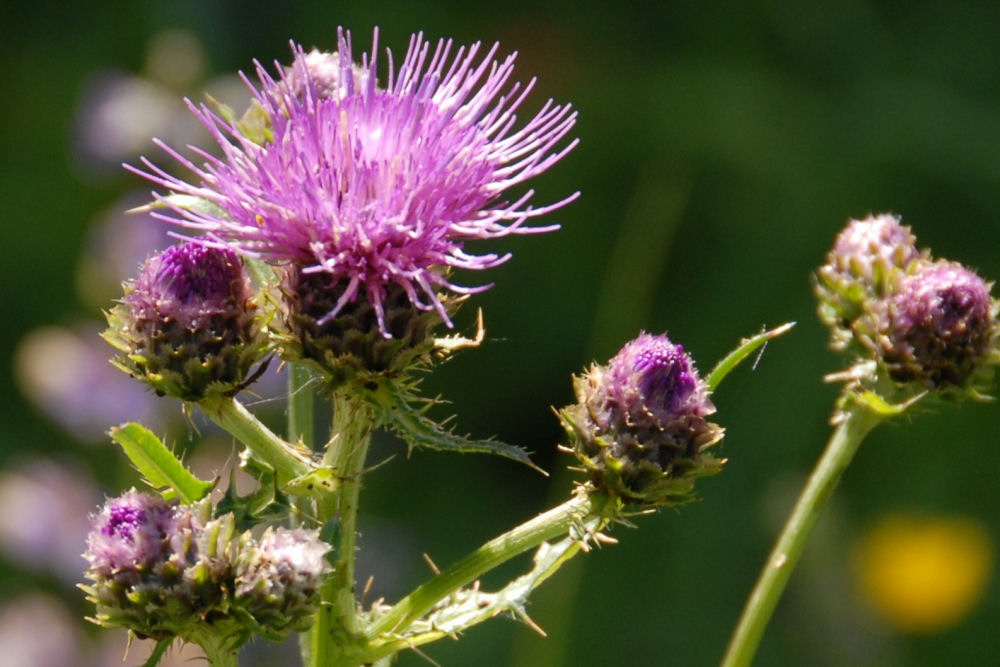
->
[{"left": 5, "top": 1, "right": 1000, "bottom": 665}]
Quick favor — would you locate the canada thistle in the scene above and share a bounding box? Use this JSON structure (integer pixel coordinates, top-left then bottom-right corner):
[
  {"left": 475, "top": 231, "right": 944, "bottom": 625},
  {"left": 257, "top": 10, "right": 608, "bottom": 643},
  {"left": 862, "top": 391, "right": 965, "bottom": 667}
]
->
[
  {"left": 129, "top": 28, "right": 577, "bottom": 383},
  {"left": 104, "top": 241, "right": 267, "bottom": 401},
  {"left": 560, "top": 333, "right": 725, "bottom": 506},
  {"left": 816, "top": 214, "right": 999, "bottom": 394}
]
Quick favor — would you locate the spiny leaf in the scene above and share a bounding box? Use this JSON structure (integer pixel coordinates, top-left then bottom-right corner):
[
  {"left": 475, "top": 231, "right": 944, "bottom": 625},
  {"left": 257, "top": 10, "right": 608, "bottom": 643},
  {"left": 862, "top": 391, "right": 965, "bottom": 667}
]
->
[
  {"left": 706, "top": 322, "right": 796, "bottom": 392},
  {"left": 109, "top": 423, "right": 214, "bottom": 503},
  {"left": 368, "top": 381, "right": 545, "bottom": 474}
]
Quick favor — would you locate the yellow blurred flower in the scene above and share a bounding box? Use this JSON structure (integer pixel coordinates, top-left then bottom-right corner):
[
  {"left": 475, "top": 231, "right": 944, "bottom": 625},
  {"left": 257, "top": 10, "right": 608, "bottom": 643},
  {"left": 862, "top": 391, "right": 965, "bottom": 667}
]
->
[{"left": 853, "top": 514, "right": 993, "bottom": 634}]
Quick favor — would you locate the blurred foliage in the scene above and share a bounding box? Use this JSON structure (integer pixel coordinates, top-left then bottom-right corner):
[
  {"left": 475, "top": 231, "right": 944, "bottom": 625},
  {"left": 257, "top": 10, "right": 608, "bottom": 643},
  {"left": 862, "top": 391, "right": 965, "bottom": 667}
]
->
[{"left": 5, "top": 1, "right": 1000, "bottom": 665}]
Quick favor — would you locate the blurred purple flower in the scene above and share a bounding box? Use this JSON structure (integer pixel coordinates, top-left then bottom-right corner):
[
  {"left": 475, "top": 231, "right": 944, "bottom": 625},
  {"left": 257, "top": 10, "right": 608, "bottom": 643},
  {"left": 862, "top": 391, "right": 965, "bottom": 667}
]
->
[
  {"left": 0, "top": 459, "right": 98, "bottom": 583},
  {"left": 132, "top": 28, "right": 578, "bottom": 334},
  {"left": 0, "top": 595, "right": 84, "bottom": 667},
  {"left": 15, "top": 325, "right": 168, "bottom": 441}
]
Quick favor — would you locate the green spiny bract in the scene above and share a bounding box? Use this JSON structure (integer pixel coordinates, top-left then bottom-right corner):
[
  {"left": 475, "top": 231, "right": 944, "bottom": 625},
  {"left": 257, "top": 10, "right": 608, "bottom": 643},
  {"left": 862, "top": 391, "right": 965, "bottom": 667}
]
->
[
  {"left": 560, "top": 333, "right": 725, "bottom": 506},
  {"left": 103, "top": 242, "right": 269, "bottom": 401},
  {"left": 275, "top": 263, "right": 462, "bottom": 389}
]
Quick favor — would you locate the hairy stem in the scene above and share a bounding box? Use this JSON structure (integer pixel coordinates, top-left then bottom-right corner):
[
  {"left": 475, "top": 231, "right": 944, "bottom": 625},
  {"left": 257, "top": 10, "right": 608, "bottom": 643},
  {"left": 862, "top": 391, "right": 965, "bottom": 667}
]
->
[
  {"left": 201, "top": 396, "right": 312, "bottom": 483},
  {"left": 309, "top": 389, "right": 375, "bottom": 667},
  {"left": 365, "top": 491, "right": 610, "bottom": 645},
  {"left": 721, "top": 402, "right": 882, "bottom": 667}
]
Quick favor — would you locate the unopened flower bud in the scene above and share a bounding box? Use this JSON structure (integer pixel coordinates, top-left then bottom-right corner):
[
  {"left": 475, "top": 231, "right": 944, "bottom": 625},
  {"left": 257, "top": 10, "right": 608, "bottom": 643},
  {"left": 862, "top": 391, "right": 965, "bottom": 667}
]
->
[
  {"left": 815, "top": 214, "right": 925, "bottom": 350},
  {"left": 560, "top": 333, "right": 724, "bottom": 506},
  {"left": 82, "top": 492, "right": 239, "bottom": 641},
  {"left": 881, "top": 261, "right": 997, "bottom": 389},
  {"left": 103, "top": 241, "right": 268, "bottom": 401},
  {"left": 234, "top": 526, "right": 331, "bottom": 639}
]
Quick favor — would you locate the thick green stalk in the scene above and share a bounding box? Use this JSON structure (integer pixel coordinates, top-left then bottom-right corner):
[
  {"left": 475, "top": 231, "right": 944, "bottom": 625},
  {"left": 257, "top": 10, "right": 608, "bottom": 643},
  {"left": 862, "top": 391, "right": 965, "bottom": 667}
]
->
[
  {"left": 721, "top": 402, "right": 883, "bottom": 667},
  {"left": 365, "top": 491, "right": 605, "bottom": 644},
  {"left": 201, "top": 396, "right": 312, "bottom": 483},
  {"left": 310, "top": 390, "right": 375, "bottom": 667},
  {"left": 287, "top": 363, "right": 317, "bottom": 666}
]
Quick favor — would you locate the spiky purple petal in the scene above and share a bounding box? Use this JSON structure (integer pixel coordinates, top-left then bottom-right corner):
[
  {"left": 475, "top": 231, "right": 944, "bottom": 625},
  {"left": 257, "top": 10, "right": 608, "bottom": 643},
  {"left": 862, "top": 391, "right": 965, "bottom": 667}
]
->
[{"left": 130, "top": 28, "right": 577, "bottom": 335}]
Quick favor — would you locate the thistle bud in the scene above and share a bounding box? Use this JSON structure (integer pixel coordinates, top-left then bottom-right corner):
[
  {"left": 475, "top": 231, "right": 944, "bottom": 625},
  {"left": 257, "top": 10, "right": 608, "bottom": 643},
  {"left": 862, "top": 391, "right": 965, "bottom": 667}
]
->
[
  {"left": 83, "top": 492, "right": 239, "bottom": 642},
  {"left": 103, "top": 241, "right": 268, "bottom": 401},
  {"left": 880, "top": 260, "right": 997, "bottom": 389},
  {"left": 234, "top": 526, "right": 331, "bottom": 640},
  {"left": 815, "top": 214, "right": 925, "bottom": 350},
  {"left": 276, "top": 264, "right": 458, "bottom": 387},
  {"left": 560, "top": 333, "right": 724, "bottom": 506}
]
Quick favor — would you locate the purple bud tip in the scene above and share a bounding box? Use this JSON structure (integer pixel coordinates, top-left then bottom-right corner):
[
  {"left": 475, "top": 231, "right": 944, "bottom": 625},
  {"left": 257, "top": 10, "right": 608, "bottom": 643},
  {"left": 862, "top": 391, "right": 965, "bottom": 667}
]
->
[
  {"left": 102, "top": 504, "right": 147, "bottom": 539},
  {"left": 86, "top": 490, "right": 175, "bottom": 575},
  {"left": 127, "top": 242, "right": 247, "bottom": 329},
  {"left": 606, "top": 333, "right": 711, "bottom": 422},
  {"left": 832, "top": 214, "right": 919, "bottom": 270}
]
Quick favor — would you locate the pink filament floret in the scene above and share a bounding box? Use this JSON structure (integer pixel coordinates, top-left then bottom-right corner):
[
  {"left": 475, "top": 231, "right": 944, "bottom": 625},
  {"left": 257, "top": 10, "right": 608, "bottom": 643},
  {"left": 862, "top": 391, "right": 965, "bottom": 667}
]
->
[{"left": 129, "top": 28, "right": 578, "bottom": 335}]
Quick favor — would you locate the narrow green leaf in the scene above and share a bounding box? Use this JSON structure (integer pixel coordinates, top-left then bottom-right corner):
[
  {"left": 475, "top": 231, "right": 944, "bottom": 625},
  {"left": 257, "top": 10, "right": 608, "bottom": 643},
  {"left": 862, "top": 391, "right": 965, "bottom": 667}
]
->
[
  {"left": 370, "top": 382, "right": 546, "bottom": 474},
  {"left": 244, "top": 256, "right": 277, "bottom": 288},
  {"left": 109, "top": 423, "right": 214, "bottom": 503},
  {"left": 852, "top": 389, "right": 925, "bottom": 416},
  {"left": 705, "top": 322, "right": 796, "bottom": 392},
  {"left": 127, "top": 193, "right": 229, "bottom": 219}
]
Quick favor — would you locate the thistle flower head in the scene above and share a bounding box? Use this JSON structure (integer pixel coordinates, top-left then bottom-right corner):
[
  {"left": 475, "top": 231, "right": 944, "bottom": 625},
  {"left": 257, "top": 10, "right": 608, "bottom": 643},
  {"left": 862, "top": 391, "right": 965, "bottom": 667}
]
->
[
  {"left": 234, "top": 527, "right": 331, "bottom": 639},
  {"left": 103, "top": 240, "right": 268, "bottom": 400},
  {"left": 816, "top": 213, "right": 925, "bottom": 349},
  {"left": 882, "top": 260, "right": 997, "bottom": 388},
  {"left": 131, "top": 28, "right": 578, "bottom": 338},
  {"left": 560, "top": 333, "right": 724, "bottom": 506}
]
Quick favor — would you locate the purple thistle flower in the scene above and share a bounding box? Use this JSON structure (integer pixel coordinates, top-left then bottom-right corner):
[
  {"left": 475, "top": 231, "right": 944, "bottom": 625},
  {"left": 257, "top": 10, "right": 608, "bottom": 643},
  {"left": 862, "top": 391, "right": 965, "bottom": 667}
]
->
[
  {"left": 130, "top": 28, "right": 578, "bottom": 335},
  {"left": 85, "top": 489, "right": 175, "bottom": 576},
  {"left": 882, "top": 260, "right": 996, "bottom": 388},
  {"left": 560, "top": 333, "right": 724, "bottom": 505}
]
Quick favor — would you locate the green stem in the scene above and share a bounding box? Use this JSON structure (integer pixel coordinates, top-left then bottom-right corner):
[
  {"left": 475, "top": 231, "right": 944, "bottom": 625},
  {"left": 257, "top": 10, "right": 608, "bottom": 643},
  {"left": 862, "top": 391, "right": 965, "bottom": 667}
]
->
[
  {"left": 310, "top": 390, "right": 375, "bottom": 667},
  {"left": 287, "top": 363, "right": 315, "bottom": 449},
  {"left": 287, "top": 363, "right": 316, "bottom": 667},
  {"left": 721, "top": 401, "right": 883, "bottom": 667},
  {"left": 197, "top": 637, "right": 240, "bottom": 667},
  {"left": 201, "top": 396, "right": 311, "bottom": 483},
  {"left": 365, "top": 491, "right": 607, "bottom": 644}
]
